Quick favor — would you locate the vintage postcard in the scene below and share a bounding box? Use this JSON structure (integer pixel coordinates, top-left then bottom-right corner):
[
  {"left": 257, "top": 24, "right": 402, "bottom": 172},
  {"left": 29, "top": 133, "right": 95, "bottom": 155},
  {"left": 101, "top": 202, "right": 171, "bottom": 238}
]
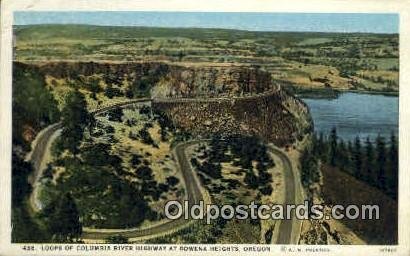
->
[{"left": 1, "top": 0, "right": 409, "bottom": 255}]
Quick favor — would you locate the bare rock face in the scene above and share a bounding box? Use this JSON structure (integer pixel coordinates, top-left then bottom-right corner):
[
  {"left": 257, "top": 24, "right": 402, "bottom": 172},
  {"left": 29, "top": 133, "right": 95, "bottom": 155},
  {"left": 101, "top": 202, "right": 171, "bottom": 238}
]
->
[
  {"left": 153, "top": 90, "right": 312, "bottom": 146},
  {"left": 152, "top": 66, "right": 274, "bottom": 98},
  {"left": 15, "top": 61, "right": 312, "bottom": 146}
]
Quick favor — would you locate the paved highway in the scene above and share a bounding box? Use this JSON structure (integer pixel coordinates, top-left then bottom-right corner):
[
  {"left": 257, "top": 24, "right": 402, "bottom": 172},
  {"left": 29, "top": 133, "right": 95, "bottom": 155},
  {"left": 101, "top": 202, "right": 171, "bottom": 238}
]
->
[
  {"left": 27, "top": 123, "right": 62, "bottom": 210},
  {"left": 27, "top": 100, "right": 300, "bottom": 243},
  {"left": 269, "top": 146, "right": 301, "bottom": 244},
  {"left": 82, "top": 141, "right": 205, "bottom": 240}
]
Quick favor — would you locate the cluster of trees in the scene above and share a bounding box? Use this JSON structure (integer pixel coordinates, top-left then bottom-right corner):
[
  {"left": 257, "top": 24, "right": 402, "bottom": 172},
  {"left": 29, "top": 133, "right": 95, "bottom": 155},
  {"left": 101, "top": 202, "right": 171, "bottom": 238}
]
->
[
  {"left": 11, "top": 153, "right": 51, "bottom": 242},
  {"left": 192, "top": 135, "right": 275, "bottom": 196},
  {"left": 129, "top": 152, "right": 180, "bottom": 204},
  {"left": 107, "top": 108, "right": 123, "bottom": 122},
  {"left": 12, "top": 151, "right": 82, "bottom": 242},
  {"left": 138, "top": 126, "right": 157, "bottom": 147},
  {"left": 51, "top": 141, "right": 156, "bottom": 229},
  {"left": 191, "top": 157, "right": 222, "bottom": 180},
  {"left": 103, "top": 73, "right": 124, "bottom": 86},
  {"left": 12, "top": 153, "right": 33, "bottom": 206},
  {"left": 74, "top": 76, "right": 103, "bottom": 100},
  {"left": 300, "top": 144, "right": 321, "bottom": 189},
  {"left": 127, "top": 121, "right": 158, "bottom": 147},
  {"left": 105, "top": 84, "right": 124, "bottom": 99},
  {"left": 40, "top": 193, "right": 82, "bottom": 242},
  {"left": 12, "top": 66, "right": 84, "bottom": 242},
  {"left": 13, "top": 65, "right": 60, "bottom": 150},
  {"left": 57, "top": 90, "right": 94, "bottom": 155},
  {"left": 46, "top": 91, "right": 159, "bottom": 230},
  {"left": 69, "top": 73, "right": 149, "bottom": 100},
  {"left": 125, "top": 73, "right": 160, "bottom": 98},
  {"left": 135, "top": 165, "right": 179, "bottom": 202},
  {"left": 11, "top": 68, "right": 95, "bottom": 242},
  {"left": 221, "top": 136, "right": 275, "bottom": 195},
  {"left": 305, "top": 128, "right": 398, "bottom": 199},
  {"left": 12, "top": 153, "right": 45, "bottom": 242},
  {"left": 155, "top": 110, "right": 176, "bottom": 142}
]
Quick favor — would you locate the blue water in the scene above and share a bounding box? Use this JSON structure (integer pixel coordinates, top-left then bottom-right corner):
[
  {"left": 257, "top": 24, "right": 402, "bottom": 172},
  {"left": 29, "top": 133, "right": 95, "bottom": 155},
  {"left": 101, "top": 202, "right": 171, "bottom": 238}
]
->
[{"left": 302, "top": 92, "right": 398, "bottom": 142}]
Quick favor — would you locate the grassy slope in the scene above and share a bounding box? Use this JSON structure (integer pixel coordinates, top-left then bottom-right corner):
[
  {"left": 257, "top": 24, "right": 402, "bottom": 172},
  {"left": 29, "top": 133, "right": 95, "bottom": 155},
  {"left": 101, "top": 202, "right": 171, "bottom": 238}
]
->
[{"left": 321, "top": 164, "right": 397, "bottom": 245}]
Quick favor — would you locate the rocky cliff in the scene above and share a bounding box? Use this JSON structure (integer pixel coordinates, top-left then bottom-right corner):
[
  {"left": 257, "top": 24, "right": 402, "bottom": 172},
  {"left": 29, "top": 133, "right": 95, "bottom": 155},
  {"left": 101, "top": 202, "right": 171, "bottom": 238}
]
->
[
  {"left": 15, "top": 61, "right": 312, "bottom": 145},
  {"left": 153, "top": 90, "right": 311, "bottom": 146},
  {"left": 16, "top": 61, "right": 274, "bottom": 97}
]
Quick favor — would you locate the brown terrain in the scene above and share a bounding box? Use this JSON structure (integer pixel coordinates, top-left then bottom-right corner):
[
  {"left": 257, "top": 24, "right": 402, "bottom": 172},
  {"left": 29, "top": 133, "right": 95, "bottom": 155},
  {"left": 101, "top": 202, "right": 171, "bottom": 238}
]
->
[
  {"left": 15, "top": 61, "right": 312, "bottom": 146},
  {"left": 321, "top": 164, "right": 398, "bottom": 244}
]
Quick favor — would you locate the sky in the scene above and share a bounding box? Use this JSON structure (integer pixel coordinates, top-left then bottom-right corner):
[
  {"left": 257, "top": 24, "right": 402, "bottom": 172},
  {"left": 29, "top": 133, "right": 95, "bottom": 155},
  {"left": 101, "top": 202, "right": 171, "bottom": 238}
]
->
[{"left": 13, "top": 12, "right": 399, "bottom": 34}]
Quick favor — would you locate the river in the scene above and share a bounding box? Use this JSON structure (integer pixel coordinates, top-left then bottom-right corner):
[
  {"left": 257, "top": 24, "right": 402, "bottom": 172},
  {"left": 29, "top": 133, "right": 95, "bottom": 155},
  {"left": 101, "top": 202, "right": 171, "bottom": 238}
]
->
[{"left": 302, "top": 92, "right": 399, "bottom": 142}]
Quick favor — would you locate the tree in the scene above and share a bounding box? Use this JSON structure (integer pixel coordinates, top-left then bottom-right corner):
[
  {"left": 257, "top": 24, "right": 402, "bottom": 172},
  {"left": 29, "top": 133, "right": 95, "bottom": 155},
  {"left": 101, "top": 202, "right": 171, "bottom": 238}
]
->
[
  {"left": 364, "top": 137, "right": 375, "bottom": 185},
  {"left": 300, "top": 146, "right": 320, "bottom": 187},
  {"left": 105, "top": 85, "right": 123, "bottom": 99},
  {"left": 107, "top": 108, "right": 123, "bottom": 122},
  {"left": 376, "top": 135, "right": 387, "bottom": 190},
  {"left": 244, "top": 172, "right": 259, "bottom": 189},
  {"left": 12, "top": 153, "right": 33, "bottom": 206},
  {"left": 329, "top": 127, "right": 338, "bottom": 166},
  {"left": 48, "top": 193, "right": 82, "bottom": 242},
  {"left": 86, "top": 78, "right": 102, "bottom": 94},
  {"left": 130, "top": 154, "right": 142, "bottom": 167},
  {"left": 166, "top": 176, "right": 179, "bottom": 187},
  {"left": 12, "top": 66, "right": 60, "bottom": 149},
  {"left": 139, "top": 128, "right": 156, "bottom": 146},
  {"left": 312, "top": 132, "right": 319, "bottom": 156},
  {"left": 347, "top": 140, "right": 354, "bottom": 172},
  {"left": 337, "top": 139, "right": 350, "bottom": 171},
  {"left": 387, "top": 133, "right": 398, "bottom": 199},
  {"left": 60, "top": 90, "right": 91, "bottom": 154},
  {"left": 125, "top": 88, "right": 134, "bottom": 99},
  {"left": 352, "top": 136, "right": 363, "bottom": 179}
]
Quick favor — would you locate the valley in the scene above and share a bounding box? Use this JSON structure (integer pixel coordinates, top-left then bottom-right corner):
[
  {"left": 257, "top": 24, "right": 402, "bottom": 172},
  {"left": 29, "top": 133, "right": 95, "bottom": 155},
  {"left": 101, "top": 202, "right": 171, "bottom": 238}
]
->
[{"left": 11, "top": 24, "right": 398, "bottom": 245}]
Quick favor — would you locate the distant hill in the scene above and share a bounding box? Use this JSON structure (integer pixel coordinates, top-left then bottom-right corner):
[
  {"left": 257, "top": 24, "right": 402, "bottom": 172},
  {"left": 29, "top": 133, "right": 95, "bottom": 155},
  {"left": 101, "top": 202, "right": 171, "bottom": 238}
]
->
[
  {"left": 13, "top": 24, "right": 399, "bottom": 94},
  {"left": 14, "top": 24, "right": 395, "bottom": 42}
]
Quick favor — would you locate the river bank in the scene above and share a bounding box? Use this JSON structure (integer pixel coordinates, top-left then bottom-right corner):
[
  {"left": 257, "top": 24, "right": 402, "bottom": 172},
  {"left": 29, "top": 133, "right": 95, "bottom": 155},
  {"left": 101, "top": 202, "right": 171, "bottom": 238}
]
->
[
  {"left": 301, "top": 92, "right": 398, "bottom": 142},
  {"left": 291, "top": 87, "right": 398, "bottom": 99}
]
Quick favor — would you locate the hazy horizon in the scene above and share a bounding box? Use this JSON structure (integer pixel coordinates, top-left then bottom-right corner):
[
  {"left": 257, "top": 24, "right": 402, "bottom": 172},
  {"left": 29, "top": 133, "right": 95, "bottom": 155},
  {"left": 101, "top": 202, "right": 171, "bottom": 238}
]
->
[{"left": 14, "top": 12, "right": 399, "bottom": 34}]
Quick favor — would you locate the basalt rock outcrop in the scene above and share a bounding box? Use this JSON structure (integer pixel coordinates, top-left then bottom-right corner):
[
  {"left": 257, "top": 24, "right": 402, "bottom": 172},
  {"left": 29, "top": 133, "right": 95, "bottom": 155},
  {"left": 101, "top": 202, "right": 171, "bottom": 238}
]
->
[
  {"left": 15, "top": 61, "right": 312, "bottom": 145},
  {"left": 153, "top": 90, "right": 311, "bottom": 146},
  {"left": 16, "top": 61, "right": 274, "bottom": 97}
]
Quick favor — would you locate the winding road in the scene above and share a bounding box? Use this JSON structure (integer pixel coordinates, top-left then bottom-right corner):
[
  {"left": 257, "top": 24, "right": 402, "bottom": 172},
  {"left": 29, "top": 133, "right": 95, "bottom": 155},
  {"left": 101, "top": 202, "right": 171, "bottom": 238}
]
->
[
  {"left": 269, "top": 146, "right": 302, "bottom": 244},
  {"left": 27, "top": 99, "right": 302, "bottom": 243}
]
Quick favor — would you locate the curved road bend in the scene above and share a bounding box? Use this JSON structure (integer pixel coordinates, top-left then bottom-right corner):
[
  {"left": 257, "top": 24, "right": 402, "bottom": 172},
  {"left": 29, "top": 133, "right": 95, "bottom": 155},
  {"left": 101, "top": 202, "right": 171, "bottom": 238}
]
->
[
  {"left": 27, "top": 98, "right": 151, "bottom": 211},
  {"left": 28, "top": 123, "right": 62, "bottom": 185},
  {"left": 27, "top": 100, "right": 300, "bottom": 243},
  {"left": 83, "top": 141, "right": 204, "bottom": 240},
  {"left": 269, "top": 146, "right": 302, "bottom": 244},
  {"left": 28, "top": 123, "right": 62, "bottom": 210},
  {"left": 26, "top": 99, "right": 204, "bottom": 240}
]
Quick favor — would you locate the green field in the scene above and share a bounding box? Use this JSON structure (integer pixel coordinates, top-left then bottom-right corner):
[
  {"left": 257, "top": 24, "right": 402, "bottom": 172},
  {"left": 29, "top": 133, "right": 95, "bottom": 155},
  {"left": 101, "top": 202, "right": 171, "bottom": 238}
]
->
[{"left": 14, "top": 24, "right": 399, "bottom": 94}]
